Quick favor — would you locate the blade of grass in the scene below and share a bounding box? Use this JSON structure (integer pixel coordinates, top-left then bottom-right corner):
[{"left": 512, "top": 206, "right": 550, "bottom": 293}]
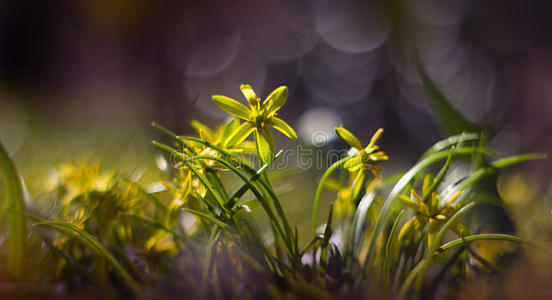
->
[
  {"left": 461, "top": 236, "right": 503, "bottom": 273},
  {"left": 350, "top": 191, "right": 377, "bottom": 260},
  {"left": 438, "top": 233, "right": 521, "bottom": 252},
  {"left": 118, "top": 177, "right": 167, "bottom": 213},
  {"left": 450, "top": 153, "right": 546, "bottom": 205},
  {"left": 123, "top": 213, "right": 190, "bottom": 242},
  {"left": 226, "top": 150, "right": 284, "bottom": 209},
  {"left": 201, "top": 227, "right": 222, "bottom": 292},
  {"left": 382, "top": 210, "right": 405, "bottom": 289},
  {"left": 420, "top": 132, "right": 479, "bottom": 159},
  {"left": 320, "top": 203, "right": 335, "bottom": 269},
  {"left": 422, "top": 147, "right": 454, "bottom": 201},
  {"left": 0, "top": 142, "right": 26, "bottom": 278},
  {"left": 180, "top": 208, "right": 232, "bottom": 230}
]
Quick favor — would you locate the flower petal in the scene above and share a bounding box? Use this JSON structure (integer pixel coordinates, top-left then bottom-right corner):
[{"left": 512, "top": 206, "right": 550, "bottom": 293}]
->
[
  {"left": 225, "top": 122, "right": 255, "bottom": 148},
  {"left": 335, "top": 127, "right": 363, "bottom": 150},
  {"left": 220, "top": 118, "right": 241, "bottom": 143},
  {"left": 190, "top": 120, "right": 216, "bottom": 143},
  {"left": 351, "top": 169, "right": 366, "bottom": 199},
  {"left": 240, "top": 84, "right": 259, "bottom": 107},
  {"left": 365, "top": 128, "right": 384, "bottom": 150},
  {"left": 255, "top": 127, "right": 275, "bottom": 164},
  {"left": 265, "top": 86, "right": 288, "bottom": 116},
  {"left": 212, "top": 95, "right": 251, "bottom": 120},
  {"left": 269, "top": 117, "right": 297, "bottom": 139}
]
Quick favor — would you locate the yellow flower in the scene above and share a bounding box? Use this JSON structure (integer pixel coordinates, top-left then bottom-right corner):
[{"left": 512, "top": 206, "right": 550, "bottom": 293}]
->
[
  {"left": 398, "top": 174, "right": 468, "bottom": 248},
  {"left": 212, "top": 84, "right": 297, "bottom": 164},
  {"left": 334, "top": 127, "right": 388, "bottom": 200}
]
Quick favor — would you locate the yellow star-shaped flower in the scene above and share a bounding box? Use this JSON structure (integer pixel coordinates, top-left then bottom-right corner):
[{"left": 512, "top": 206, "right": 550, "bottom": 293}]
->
[{"left": 212, "top": 85, "right": 297, "bottom": 164}]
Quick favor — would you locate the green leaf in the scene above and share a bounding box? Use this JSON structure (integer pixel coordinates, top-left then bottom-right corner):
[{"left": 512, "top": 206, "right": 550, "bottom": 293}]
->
[
  {"left": 335, "top": 127, "right": 363, "bottom": 150},
  {"left": 255, "top": 127, "right": 275, "bottom": 165},
  {"left": 265, "top": 86, "right": 288, "bottom": 116},
  {"left": 413, "top": 58, "right": 480, "bottom": 136},
  {"left": 0, "top": 142, "right": 26, "bottom": 278},
  {"left": 212, "top": 95, "right": 251, "bottom": 120},
  {"left": 349, "top": 191, "right": 377, "bottom": 257},
  {"left": 269, "top": 117, "right": 297, "bottom": 139},
  {"left": 490, "top": 153, "right": 546, "bottom": 169},
  {"left": 383, "top": 210, "right": 405, "bottom": 288},
  {"left": 225, "top": 122, "right": 255, "bottom": 148}
]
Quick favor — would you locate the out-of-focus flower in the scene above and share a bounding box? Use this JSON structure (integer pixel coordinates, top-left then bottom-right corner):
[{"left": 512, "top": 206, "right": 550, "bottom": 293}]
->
[{"left": 398, "top": 175, "right": 468, "bottom": 248}]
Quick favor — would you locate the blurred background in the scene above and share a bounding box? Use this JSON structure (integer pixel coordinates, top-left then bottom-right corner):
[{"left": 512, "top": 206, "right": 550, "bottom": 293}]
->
[{"left": 0, "top": 0, "right": 551, "bottom": 233}]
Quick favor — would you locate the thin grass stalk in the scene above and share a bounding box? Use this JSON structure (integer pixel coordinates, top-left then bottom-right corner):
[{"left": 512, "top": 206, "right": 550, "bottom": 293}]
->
[{"left": 312, "top": 157, "right": 350, "bottom": 237}]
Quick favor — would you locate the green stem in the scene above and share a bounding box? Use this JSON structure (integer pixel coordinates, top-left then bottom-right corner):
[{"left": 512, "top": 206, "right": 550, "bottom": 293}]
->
[{"left": 312, "top": 157, "right": 350, "bottom": 238}]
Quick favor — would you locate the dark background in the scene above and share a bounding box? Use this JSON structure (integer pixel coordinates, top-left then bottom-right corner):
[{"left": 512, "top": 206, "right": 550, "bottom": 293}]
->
[{"left": 0, "top": 0, "right": 550, "bottom": 173}]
